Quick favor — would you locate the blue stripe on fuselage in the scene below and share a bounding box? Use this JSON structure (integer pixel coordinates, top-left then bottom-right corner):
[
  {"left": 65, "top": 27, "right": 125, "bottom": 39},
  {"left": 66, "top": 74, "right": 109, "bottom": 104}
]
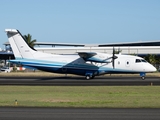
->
[{"left": 10, "top": 58, "right": 142, "bottom": 76}]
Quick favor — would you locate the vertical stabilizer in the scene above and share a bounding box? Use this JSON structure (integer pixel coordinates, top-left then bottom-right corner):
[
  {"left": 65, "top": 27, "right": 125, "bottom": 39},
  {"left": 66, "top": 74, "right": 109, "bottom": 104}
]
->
[{"left": 5, "top": 29, "right": 36, "bottom": 59}]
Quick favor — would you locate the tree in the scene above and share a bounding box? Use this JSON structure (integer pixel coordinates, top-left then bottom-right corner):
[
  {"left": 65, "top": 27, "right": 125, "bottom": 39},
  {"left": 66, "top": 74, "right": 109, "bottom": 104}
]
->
[
  {"left": 23, "top": 34, "right": 36, "bottom": 48},
  {"left": 144, "top": 54, "right": 160, "bottom": 70},
  {"left": 144, "top": 54, "right": 157, "bottom": 65}
]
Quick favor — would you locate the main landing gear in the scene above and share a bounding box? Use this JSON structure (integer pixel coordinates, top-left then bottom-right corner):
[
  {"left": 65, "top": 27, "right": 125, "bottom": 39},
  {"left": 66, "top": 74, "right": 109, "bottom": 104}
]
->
[
  {"left": 85, "top": 72, "right": 92, "bottom": 80},
  {"left": 85, "top": 75, "right": 95, "bottom": 80},
  {"left": 85, "top": 72, "right": 95, "bottom": 80}
]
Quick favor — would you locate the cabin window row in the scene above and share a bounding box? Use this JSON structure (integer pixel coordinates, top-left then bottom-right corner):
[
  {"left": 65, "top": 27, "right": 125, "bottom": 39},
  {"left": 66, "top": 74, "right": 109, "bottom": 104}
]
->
[{"left": 117, "top": 59, "right": 147, "bottom": 65}]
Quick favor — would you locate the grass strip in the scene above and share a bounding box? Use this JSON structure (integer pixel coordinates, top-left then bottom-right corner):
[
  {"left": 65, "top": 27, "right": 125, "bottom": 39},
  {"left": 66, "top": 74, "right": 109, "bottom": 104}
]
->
[{"left": 0, "top": 86, "right": 160, "bottom": 108}]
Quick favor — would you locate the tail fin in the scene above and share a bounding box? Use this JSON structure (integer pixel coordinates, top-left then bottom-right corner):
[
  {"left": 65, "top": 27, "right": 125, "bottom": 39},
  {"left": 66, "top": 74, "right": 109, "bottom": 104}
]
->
[{"left": 5, "top": 29, "right": 36, "bottom": 59}]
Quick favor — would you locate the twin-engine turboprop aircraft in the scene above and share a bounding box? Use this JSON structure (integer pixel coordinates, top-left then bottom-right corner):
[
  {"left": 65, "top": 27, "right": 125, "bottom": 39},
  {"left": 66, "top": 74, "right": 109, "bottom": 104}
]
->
[{"left": 5, "top": 29, "right": 156, "bottom": 80}]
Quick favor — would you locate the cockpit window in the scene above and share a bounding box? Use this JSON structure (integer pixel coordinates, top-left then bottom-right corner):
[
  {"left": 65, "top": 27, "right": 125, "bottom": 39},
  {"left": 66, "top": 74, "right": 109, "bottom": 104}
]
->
[
  {"left": 135, "top": 59, "right": 141, "bottom": 63},
  {"left": 141, "top": 59, "right": 147, "bottom": 63},
  {"left": 135, "top": 59, "right": 147, "bottom": 63}
]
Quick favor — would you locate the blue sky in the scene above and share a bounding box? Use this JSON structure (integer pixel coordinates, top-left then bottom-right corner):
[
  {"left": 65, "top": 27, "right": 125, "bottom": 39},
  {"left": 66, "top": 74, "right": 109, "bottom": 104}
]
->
[{"left": 0, "top": 0, "right": 160, "bottom": 48}]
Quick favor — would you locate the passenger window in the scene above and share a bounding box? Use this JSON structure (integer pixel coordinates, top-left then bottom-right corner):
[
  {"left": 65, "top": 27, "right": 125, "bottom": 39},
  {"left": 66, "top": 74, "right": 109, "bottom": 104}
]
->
[{"left": 136, "top": 59, "right": 141, "bottom": 63}]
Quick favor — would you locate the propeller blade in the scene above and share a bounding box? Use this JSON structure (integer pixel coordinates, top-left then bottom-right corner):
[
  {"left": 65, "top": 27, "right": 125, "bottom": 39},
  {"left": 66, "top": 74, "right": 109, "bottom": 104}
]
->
[{"left": 112, "top": 47, "right": 118, "bottom": 69}]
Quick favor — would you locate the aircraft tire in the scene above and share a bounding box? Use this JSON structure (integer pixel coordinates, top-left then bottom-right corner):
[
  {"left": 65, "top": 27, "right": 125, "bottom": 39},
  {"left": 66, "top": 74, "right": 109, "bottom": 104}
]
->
[
  {"left": 141, "top": 76, "right": 145, "bottom": 80},
  {"left": 85, "top": 75, "right": 91, "bottom": 80}
]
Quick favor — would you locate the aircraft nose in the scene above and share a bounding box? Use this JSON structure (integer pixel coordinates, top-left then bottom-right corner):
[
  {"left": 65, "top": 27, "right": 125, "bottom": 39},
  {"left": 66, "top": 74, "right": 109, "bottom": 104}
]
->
[
  {"left": 145, "top": 63, "right": 157, "bottom": 72},
  {"left": 150, "top": 64, "right": 157, "bottom": 72}
]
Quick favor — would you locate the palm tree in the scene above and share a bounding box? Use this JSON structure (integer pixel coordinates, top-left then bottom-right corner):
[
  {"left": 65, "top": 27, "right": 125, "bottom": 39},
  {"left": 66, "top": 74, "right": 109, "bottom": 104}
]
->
[{"left": 23, "top": 34, "right": 36, "bottom": 48}]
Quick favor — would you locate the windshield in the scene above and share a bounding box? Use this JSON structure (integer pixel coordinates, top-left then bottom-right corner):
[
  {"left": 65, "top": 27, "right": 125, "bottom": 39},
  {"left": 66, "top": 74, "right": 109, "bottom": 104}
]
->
[
  {"left": 135, "top": 59, "right": 147, "bottom": 63},
  {"left": 141, "top": 59, "right": 147, "bottom": 62}
]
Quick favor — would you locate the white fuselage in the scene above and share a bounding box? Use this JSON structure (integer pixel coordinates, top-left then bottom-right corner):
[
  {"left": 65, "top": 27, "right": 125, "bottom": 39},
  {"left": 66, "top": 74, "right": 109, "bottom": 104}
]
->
[
  {"left": 6, "top": 29, "right": 157, "bottom": 79},
  {"left": 11, "top": 53, "right": 156, "bottom": 76}
]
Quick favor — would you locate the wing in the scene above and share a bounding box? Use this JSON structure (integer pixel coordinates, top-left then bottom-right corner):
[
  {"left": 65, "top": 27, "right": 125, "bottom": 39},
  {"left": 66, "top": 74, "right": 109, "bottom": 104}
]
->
[{"left": 77, "top": 52, "right": 112, "bottom": 63}]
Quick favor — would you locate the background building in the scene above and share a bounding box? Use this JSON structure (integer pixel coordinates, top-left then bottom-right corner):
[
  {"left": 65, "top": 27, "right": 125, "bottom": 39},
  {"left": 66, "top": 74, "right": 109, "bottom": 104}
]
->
[{"left": 1, "top": 40, "right": 160, "bottom": 68}]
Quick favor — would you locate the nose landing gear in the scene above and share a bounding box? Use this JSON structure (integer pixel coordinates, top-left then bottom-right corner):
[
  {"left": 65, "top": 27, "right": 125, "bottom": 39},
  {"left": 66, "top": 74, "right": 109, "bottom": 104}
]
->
[
  {"left": 140, "top": 72, "right": 146, "bottom": 80},
  {"left": 141, "top": 76, "right": 145, "bottom": 80}
]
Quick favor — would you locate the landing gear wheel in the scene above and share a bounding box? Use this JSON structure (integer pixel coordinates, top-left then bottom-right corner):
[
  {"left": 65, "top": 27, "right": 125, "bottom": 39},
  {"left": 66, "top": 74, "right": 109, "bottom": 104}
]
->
[
  {"left": 86, "top": 75, "right": 91, "bottom": 80},
  {"left": 141, "top": 76, "right": 145, "bottom": 80}
]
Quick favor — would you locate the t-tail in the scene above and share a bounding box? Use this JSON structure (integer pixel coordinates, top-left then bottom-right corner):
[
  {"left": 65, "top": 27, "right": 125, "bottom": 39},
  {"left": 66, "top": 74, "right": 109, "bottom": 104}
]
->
[
  {"left": 5, "top": 29, "right": 37, "bottom": 59},
  {"left": 5, "top": 29, "right": 53, "bottom": 60}
]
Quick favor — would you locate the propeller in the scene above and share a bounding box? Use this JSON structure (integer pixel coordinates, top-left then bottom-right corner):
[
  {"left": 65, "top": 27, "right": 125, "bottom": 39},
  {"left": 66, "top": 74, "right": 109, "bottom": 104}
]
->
[{"left": 112, "top": 47, "right": 118, "bottom": 69}]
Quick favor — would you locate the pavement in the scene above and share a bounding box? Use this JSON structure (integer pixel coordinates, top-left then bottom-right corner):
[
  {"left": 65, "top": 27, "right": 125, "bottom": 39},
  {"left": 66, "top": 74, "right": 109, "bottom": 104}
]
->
[
  {"left": 0, "top": 76, "right": 160, "bottom": 86},
  {"left": 0, "top": 107, "right": 160, "bottom": 120},
  {"left": 0, "top": 76, "right": 160, "bottom": 119}
]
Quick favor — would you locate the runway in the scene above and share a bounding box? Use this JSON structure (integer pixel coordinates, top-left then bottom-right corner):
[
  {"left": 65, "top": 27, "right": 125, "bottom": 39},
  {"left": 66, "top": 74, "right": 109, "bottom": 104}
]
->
[
  {"left": 0, "top": 76, "right": 160, "bottom": 86},
  {"left": 0, "top": 107, "right": 160, "bottom": 120},
  {"left": 0, "top": 76, "right": 160, "bottom": 120}
]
